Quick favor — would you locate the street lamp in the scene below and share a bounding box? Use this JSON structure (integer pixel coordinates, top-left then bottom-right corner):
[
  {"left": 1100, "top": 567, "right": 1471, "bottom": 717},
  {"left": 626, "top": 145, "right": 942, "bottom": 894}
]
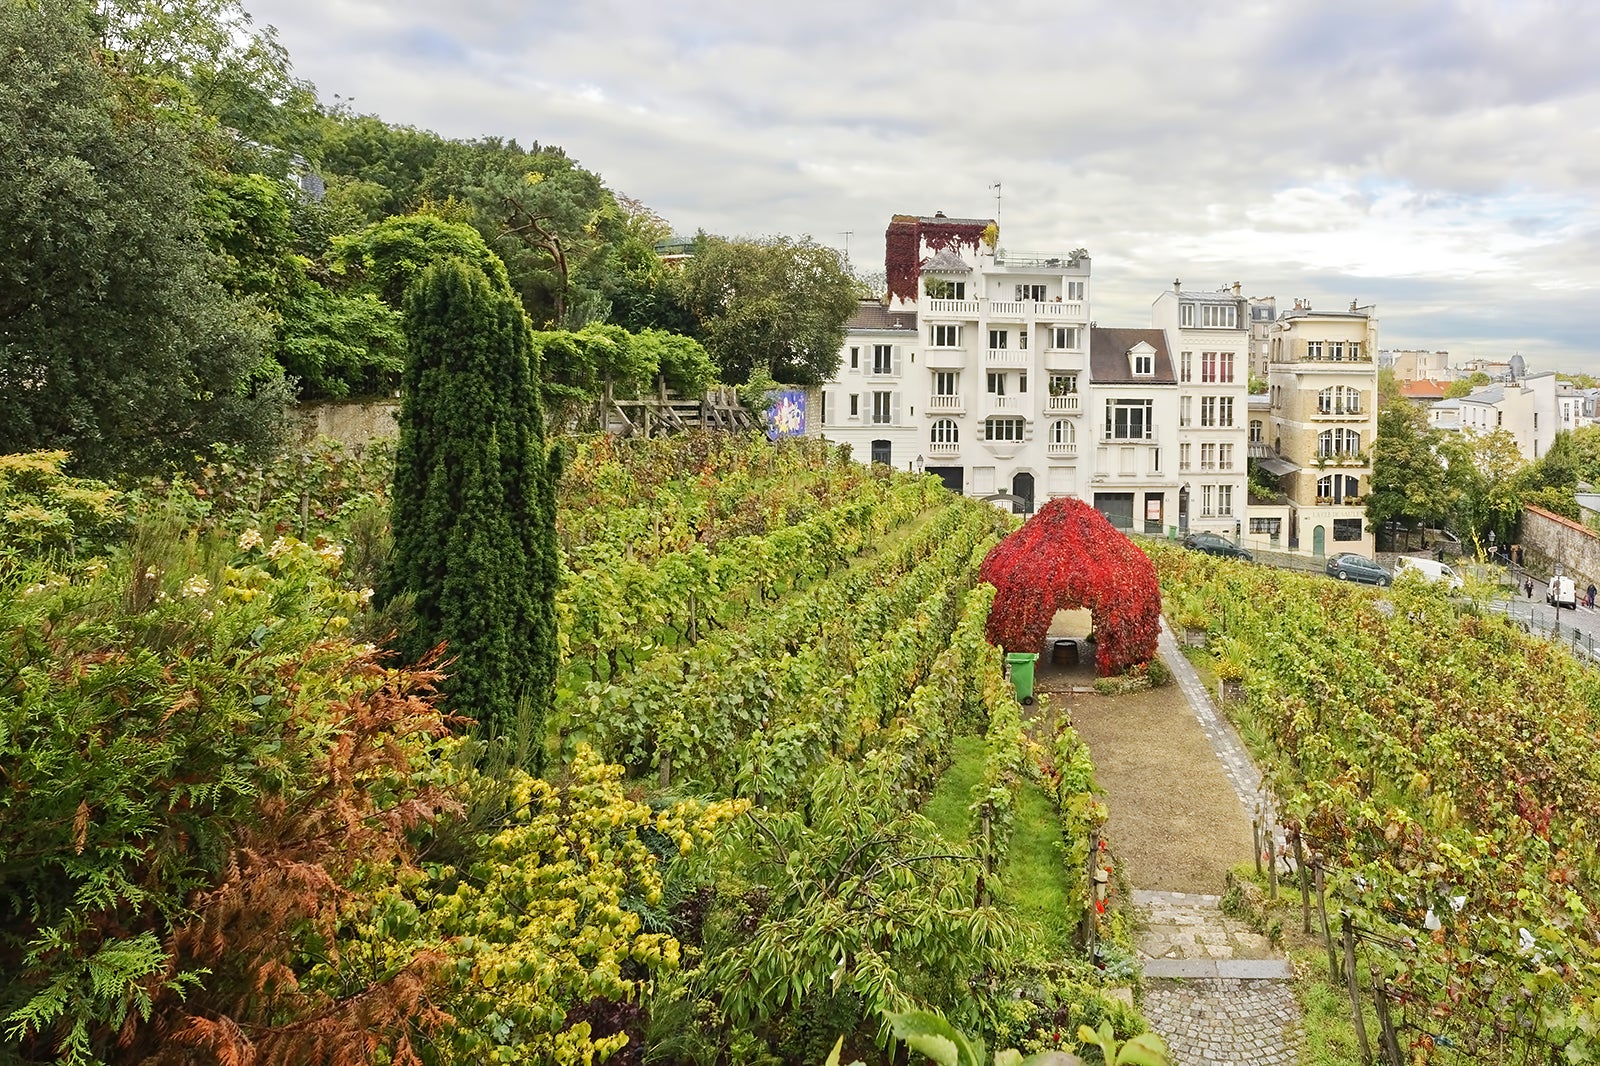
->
[{"left": 915, "top": 454, "right": 925, "bottom": 474}]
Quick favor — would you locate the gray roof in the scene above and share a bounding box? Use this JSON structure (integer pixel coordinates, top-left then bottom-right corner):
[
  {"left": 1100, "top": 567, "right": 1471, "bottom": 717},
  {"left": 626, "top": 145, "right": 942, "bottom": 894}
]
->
[
  {"left": 1464, "top": 386, "right": 1506, "bottom": 405},
  {"left": 1280, "top": 307, "right": 1372, "bottom": 320},
  {"left": 845, "top": 300, "right": 917, "bottom": 332},
  {"left": 1089, "top": 327, "right": 1177, "bottom": 384},
  {"left": 910, "top": 213, "right": 993, "bottom": 226},
  {"left": 924, "top": 249, "right": 973, "bottom": 273}
]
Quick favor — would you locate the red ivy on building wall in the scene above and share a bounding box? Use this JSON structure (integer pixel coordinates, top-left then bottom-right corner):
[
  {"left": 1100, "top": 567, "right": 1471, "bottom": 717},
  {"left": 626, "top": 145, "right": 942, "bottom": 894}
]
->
[
  {"left": 978, "top": 498, "right": 1162, "bottom": 675},
  {"left": 885, "top": 214, "right": 991, "bottom": 305}
]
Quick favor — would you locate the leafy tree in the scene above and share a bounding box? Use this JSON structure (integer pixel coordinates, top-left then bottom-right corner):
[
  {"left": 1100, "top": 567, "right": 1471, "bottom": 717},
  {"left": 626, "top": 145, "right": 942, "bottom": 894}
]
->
[
  {"left": 532, "top": 324, "right": 716, "bottom": 422},
  {"left": 335, "top": 212, "right": 513, "bottom": 308},
  {"left": 0, "top": 0, "right": 287, "bottom": 475},
  {"left": 673, "top": 234, "right": 859, "bottom": 386},
  {"left": 418, "top": 138, "right": 633, "bottom": 328},
  {"left": 1368, "top": 401, "right": 1452, "bottom": 529},
  {"left": 1565, "top": 425, "right": 1600, "bottom": 485},
  {"left": 1443, "top": 371, "right": 1491, "bottom": 399},
  {"left": 316, "top": 111, "right": 448, "bottom": 217},
  {"left": 1523, "top": 485, "right": 1581, "bottom": 521},
  {"left": 95, "top": 0, "right": 322, "bottom": 161},
  {"left": 1442, "top": 429, "right": 1525, "bottom": 548},
  {"left": 1523, "top": 429, "right": 1579, "bottom": 493},
  {"left": 979, "top": 497, "right": 1160, "bottom": 676},
  {"left": 203, "top": 172, "right": 406, "bottom": 398},
  {"left": 382, "top": 257, "right": 559, "bottom": 757},
  {"left": 1376, "top": 366, "right": 1402, "bottom": 409},
  {"left": 608, "top": 196, "right": 699, "bottom": 335},
  {"left": 278, "top": 283, "right": 406, "bottom": 398}
]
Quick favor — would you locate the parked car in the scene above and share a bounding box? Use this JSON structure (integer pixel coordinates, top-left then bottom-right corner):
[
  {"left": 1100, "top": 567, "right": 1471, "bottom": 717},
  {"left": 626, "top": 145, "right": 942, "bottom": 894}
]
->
[
  {"left": 1393, "top": 555, "right": 1464, "bottom": 590},
  {"left": 1326, "top": 552, "right": 1392, "bottom": 586},
  {"left": 1181, "top": 532, "right": 1254, "bottom": 561}
]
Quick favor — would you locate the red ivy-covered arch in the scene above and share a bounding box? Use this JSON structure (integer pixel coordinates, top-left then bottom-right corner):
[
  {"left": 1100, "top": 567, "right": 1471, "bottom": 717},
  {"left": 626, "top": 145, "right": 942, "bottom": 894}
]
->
[{"left": 978, "top": 497, "right": 1162, "bottom": 676}]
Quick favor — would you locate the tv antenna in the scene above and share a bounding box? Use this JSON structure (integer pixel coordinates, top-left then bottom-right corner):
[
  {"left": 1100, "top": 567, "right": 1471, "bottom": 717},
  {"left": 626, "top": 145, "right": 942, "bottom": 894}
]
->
[
  {"left": 840, "top": 230, "right": 853, "bottom": 270},
  {"left": 989, "top": 182, "right": 1002, "bottom": 223}
]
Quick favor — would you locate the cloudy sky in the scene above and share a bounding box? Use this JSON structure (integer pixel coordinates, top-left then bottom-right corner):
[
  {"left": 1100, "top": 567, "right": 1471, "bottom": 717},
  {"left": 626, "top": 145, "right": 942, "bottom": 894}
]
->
[{"left": 249, "top": 0, "right": 1600, "bottom": 375}]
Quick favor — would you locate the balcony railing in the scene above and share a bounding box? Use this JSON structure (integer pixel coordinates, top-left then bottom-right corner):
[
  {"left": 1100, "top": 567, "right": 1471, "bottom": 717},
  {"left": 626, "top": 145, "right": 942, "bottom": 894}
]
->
[
  {"left": 1046, "top": 395, "right": 1080, "bottom": 413},
  {"left": 926, "top": 395, "right": 964, "bottom": 413},
  {"left": 1047, "top": 441, "right": 1077, "bottom": 457},
  {"left": 924, "top": 298, "right": 1085, "bottom": 320},
  {"left": 1316, "top": 403, "right": 1363, "bottom": 416},
  {"left": 927, "top": 440, "right": 960, "bottom": 457},
  {"left": 986, "top": 349, "right": 1029, "bottom": 366},
  {"left": 987, "top": 394, "right": 1023, "bottom": 412},
  {"left": 985, "top": 300, "right": 1086, "bottom": 320}
]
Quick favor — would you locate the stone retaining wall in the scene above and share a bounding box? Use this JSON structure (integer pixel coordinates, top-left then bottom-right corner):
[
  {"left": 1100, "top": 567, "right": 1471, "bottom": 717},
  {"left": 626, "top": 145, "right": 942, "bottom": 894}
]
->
[
  {"left": 1519, "top": 504, "right": 1600, "bottom": 587},
  {"left": 293, "top": 400, "right": 399, "bottom": 449}
]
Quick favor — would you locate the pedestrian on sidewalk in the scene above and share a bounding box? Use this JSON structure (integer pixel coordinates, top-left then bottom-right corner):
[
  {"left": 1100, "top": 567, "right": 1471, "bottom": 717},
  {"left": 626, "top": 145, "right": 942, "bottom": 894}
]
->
[
  {"left": 1588, "top": 583, "right": 1597, "bottom": 609},
  {"left": 1526, "top": 578, "right": 1535, "bottom": 599}
]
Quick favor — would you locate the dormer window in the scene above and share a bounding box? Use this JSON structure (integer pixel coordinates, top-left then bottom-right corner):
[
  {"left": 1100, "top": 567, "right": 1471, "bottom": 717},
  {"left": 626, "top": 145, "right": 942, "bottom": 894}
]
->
[{"left": 1128, "top": 342, "right": 1156, "bottom": 376}]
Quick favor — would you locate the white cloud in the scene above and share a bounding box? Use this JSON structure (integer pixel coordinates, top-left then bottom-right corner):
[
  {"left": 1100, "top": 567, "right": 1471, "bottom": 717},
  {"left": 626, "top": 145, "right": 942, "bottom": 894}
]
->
[{"left": 250, "top": 0, "right": 1600, "bottom": 373}]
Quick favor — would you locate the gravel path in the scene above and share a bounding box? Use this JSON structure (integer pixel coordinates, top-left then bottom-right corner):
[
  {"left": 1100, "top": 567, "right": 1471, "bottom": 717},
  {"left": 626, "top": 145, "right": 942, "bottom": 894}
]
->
[{"left": 1040, "top": 619, "right": 1306, "bottom": 1065}]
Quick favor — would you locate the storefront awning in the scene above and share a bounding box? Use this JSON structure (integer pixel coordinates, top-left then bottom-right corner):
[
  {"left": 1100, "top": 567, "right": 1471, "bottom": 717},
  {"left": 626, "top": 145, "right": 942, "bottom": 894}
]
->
[{"left": 1256, "top": 457, "right": 1300, "bottom": 476}]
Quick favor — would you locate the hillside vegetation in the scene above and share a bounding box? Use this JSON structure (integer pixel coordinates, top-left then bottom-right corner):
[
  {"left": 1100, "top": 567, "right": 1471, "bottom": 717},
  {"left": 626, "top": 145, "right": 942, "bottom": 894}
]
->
[
  {"left": 1, "top": 436, "right": 1141, "bottom": 1065},
  {"left": 1156, "top": 543, "right": 1600, "bottom": 1063}
]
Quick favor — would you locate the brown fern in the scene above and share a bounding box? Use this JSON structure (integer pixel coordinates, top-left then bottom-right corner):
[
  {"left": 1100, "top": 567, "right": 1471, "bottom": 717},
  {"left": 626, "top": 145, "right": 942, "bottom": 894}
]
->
[{"left": 123, "top": 652, "right": 463, "bottom": 1065}]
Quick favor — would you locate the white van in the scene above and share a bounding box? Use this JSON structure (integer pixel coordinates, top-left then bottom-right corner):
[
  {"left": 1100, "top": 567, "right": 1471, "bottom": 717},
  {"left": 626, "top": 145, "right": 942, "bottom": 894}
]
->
[
  {"left": 1549, "top": 576, "right": 1578, "bottom": 609},
  {"left": 1394, "top": 556, "right": 1464, "bottom": 590}
]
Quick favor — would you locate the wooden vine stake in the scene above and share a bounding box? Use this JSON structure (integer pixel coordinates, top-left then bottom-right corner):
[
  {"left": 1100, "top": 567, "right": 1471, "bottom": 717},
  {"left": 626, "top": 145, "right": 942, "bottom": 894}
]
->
[
  {"left": 1294, "top": 831, "right": 1311, "bottom": 934},
  {"left": 1315, "top": 861, "right": 1336, "bottom": 983},
  {"left": 1371, "top": 964, "right": 1404, "bottom": 1066},
  {"left": 1341, "top": 914, "right": 1371, "bottom": 1062}
]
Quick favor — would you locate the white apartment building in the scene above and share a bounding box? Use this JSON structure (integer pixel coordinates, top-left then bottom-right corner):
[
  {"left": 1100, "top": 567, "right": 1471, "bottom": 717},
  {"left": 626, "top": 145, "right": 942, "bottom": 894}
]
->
[
  {"left": 1558, "top": 383, "right": 1594, "bottom": 433},
  {"left": 1083, "top": 327, "right": 1182, "bottom": 532},
  {"left": 817, "top": 212, "right": 1247, "bottom": 536},
  {"left": 1262, "top": 301, "right": 1380, "bottom": 556},
  {"left": 818, "top": 213, "right": 1092, "bottom": 515},
  {"left": 1428, "top": 372, "right": 1559, "bottom": 461},
  {"left": 1153, "top": 285, "right": 1250, "bottom": 539}
]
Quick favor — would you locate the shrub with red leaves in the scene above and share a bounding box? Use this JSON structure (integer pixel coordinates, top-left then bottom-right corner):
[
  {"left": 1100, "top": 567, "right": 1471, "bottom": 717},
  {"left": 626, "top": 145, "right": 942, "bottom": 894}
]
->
[{"left": 978, "top": 498, "right": 1161, "bottom": 675}]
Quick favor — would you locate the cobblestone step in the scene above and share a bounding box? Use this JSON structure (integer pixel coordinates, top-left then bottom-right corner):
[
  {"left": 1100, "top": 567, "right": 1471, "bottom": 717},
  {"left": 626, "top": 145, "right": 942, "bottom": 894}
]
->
[{"left": 1143, "top": 978, "right": 1305, "bottom": 1066}]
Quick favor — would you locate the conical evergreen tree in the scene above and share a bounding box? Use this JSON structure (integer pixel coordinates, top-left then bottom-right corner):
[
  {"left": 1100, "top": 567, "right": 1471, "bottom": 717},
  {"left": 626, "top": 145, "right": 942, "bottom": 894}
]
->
[{"left": 385, "top": 256, "right": 559, "bottom": 766}]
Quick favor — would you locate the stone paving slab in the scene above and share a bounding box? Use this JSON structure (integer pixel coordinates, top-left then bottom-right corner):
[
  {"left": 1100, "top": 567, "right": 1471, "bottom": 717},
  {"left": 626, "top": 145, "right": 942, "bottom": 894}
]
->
[
  {"left": 1143, "top": 959, "right": 1294, "bottom": 980},
  {"left": 1134, "top": 889, "right": 1277, "bottom": 964}
]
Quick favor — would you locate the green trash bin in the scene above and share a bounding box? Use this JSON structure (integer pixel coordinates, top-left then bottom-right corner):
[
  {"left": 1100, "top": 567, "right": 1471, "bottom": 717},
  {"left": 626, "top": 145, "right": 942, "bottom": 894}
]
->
[{"left": 1005, "top": 652, "right": 1038, "bottom": 704}]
